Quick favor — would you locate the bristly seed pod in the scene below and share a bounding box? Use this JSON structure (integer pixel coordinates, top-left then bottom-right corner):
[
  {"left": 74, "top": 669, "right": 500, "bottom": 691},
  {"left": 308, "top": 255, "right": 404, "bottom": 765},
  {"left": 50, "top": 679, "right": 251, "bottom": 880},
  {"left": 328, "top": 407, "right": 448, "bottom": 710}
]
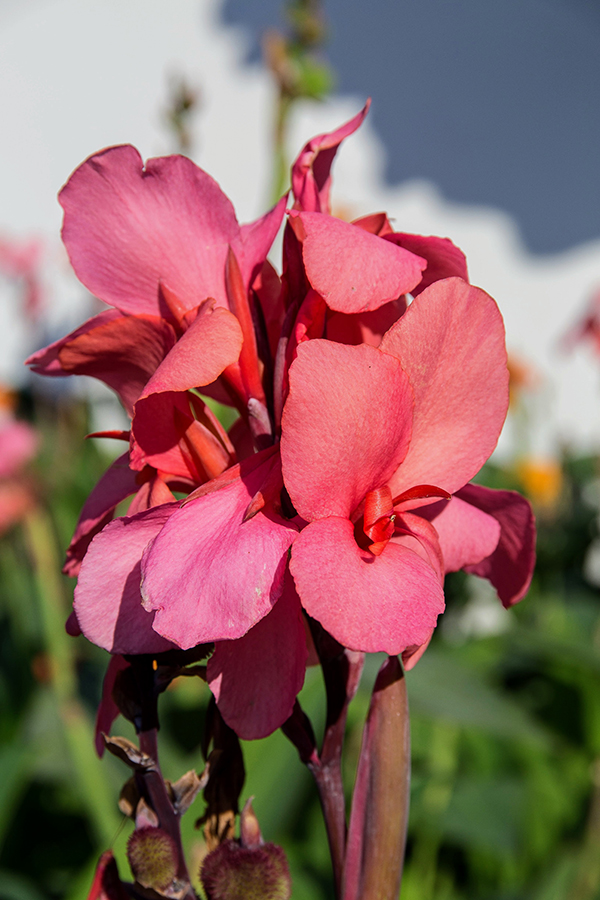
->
[{"left": 127, "top": 826, "right": 178, "bottom": 892}]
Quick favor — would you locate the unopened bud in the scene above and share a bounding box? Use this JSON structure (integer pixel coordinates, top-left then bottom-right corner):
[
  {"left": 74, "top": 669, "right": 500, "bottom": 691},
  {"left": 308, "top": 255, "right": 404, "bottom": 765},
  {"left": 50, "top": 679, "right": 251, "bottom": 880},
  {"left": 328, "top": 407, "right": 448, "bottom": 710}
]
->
[
  {"left": 127, "top": 826, "right": 178, "bottom": 892},
  {"left": 239, "top": 798, "right": 262, "bottom": 850},
  {"left": 200, "top": 839, "right": 291, "bottom": 900}
]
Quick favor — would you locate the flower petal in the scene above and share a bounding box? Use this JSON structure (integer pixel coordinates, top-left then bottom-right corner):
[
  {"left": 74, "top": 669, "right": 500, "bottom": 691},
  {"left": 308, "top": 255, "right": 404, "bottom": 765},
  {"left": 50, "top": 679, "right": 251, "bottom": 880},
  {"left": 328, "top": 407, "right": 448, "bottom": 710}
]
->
[
  {"left": 235, "top": 194, "right": 288, "bottom": 289},
  {"left": 95, "top": 655, "right": 130, "bottom": 757},
  {"left": 298, "top": 212, "right": 426, "bottom": 313},
  {"left": 64, "top": 453, "right": 141, "bottom": 577},
  {"left": 60, "top": 314, "right": 176, "bottom": 415},
  {"left": 207, "top": 573, "right": 307, "bottom": 739},
  {"left": 74, "top": 504, "right": 179, "bottom": 654},
  {"left": 290, "top": 517, "right": 444, "bottom": 654},
  {"left": 422, "top": 495, "right": 501, "bottom": 573},
  {"left": 141, "top": 453, "right": 298, "bottom": 648},
  {"left": 60, "top": 146, "right": 240, "bottom": 314},
  {"left": 380, "top": 277, "right": 509, "bottom": 495},
  {"left": 325, "top": 297, "right": 407, "bottom": 348},
  {"left": 383, "top": 233, "right": 468, "bottom": 296},
  {"left": 281, "top": 340, "right": 413, "bottom": 521},
  {"left": 291, "top": 101, "right": 370, "bottom": 213},
  {"left": 458, "top": 484, "right": 536, "bottom": 607},
  {"left": 26, "top": 310, "right": 121, "bottom": 373}
]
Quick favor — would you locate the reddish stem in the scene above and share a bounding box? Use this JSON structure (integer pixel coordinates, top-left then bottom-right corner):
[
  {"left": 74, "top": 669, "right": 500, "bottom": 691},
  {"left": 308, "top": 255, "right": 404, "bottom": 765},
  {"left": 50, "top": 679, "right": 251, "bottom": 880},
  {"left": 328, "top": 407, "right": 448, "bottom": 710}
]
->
[{"left": 138, "top": 728, "right": 195, "bottom": 898}]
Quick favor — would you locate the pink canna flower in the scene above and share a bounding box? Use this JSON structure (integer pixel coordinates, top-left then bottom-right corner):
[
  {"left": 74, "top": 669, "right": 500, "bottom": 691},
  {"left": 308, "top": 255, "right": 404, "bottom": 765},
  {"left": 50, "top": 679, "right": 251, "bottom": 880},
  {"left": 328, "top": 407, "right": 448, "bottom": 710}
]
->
[
  {"left": 27, "top": 103, "right": 535, "bottom": 742},
  {"left": 280, "top": 276, "right": 511, "bottom": 655}
]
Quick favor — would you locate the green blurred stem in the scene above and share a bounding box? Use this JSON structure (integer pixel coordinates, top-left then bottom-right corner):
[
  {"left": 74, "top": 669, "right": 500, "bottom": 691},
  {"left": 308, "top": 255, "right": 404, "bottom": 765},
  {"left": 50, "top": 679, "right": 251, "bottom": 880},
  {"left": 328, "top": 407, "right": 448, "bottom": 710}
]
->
[
  {"left": 409, "top": 721, "right": 460, "bottom": 900},
  {"left": 23, "top": 507, "right": 121, "bottom": 848},
  {"left": 271, "top": 92, "right": 293, "bottom": 205}
]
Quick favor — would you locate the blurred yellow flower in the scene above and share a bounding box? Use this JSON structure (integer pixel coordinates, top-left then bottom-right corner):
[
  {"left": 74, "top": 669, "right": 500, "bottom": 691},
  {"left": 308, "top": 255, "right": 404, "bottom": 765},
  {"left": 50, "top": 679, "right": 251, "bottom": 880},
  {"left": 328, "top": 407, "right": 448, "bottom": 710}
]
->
[{"left": 515, "top": 457, "right": 562, "bottom": 509}]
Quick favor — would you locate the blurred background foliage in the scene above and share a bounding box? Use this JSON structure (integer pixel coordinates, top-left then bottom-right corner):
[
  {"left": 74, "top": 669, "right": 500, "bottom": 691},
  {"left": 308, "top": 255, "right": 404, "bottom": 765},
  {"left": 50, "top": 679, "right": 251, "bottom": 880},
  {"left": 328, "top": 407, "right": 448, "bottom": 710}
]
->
[{"left": 2, "top": 2, "right": 600, "bottom": 898}]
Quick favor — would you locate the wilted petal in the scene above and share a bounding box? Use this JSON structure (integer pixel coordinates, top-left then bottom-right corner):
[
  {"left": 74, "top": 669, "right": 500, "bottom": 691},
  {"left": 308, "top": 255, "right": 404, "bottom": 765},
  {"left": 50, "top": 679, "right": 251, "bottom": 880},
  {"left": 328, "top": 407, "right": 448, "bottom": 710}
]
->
[
  {"left": 207, "top": 573, "right": 307, "bottom": 739},
  {"left": 74, "top": 504, "right": 179, "bottom": 654},
  {"left": 459, "top": 483, "right": 536, "bottom": 606},
  {"left": 64, "top": 453, "right": 141, "bottom": 577},
  {"left": 380, "top": 278, "right": 509, "bottom": 496},
  {"left": 141, "top": 453, "right": 298, "bottom": 648},
  {"left": 60, "top": 146, "right": 240, "bottom": 314},
  {"left": 298, "top": 212, "right": 426, "bottom": 313},
  {"left": 291, "top": 101, "right": 370, "bottom": 213},
  {"left": 383, "top": 233, "right": 468, "bottom": 296},
  {"left": 423, "top": 495, "right": 501, "bottom": 572},
  {"left": 281, "top": 340, "right": 413, "bottom": 521},
  {"left": 290, "top": 517, "right": 444, "bottom": 654}
]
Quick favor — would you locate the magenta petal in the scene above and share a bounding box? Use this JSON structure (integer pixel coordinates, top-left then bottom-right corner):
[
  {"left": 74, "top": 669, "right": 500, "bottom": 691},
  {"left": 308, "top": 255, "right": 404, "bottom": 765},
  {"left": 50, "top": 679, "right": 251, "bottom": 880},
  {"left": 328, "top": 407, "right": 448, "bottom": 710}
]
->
[
  {"left": 95, "top": 655, "right": 130, "bottom": 757},
  {"left": 281, "top": 340, "right": 413, "bottom": 521},
  {"left": 458, "top": 484, "right": 536, "bottom": 607},
  {"left": 61, "top": 314, "right": 176, "bottom": 415},
  {"left": 74, "top": 504, "right": 179, "bottom": 654},
  {"left": 290, "top": 517, "right": 445, "bottom": 654},
  {"left": 291, "top": 101, "right": 370, "bottom": 213},
  {"left": 298, "top": 212, "right": 426, "bottom": 313},
  {"left": 138, "top": 303, "right": 243, "bottom": 399},
  {"left": 425, "top": 495, "right": 501, "bottom": 573},
  {"left": 141, "top": 455, "right": 298, "bottom": 648},
  {"left": 26, "top": 310, "right": 121, "bottom": 374},
  {"left": 207, "top": 573, "right": 307, "bottom": 739},
  {"left": 380, "top": 277, "right": 509, "bottom": 496},
  {"left": 325, "top": 297, "right": 407, "bottom": 348},
  {"left": 383, "top": 233, "right": 468, "bottom": 296},
  {"left": 235, "top": 194, "right": 288, "bottom": 289},
  {"left": 64, "top": 453, "right": 141, "bottom": 577},
  {"left": 60, "top": 146, "right": 240, "bottom": 314}
]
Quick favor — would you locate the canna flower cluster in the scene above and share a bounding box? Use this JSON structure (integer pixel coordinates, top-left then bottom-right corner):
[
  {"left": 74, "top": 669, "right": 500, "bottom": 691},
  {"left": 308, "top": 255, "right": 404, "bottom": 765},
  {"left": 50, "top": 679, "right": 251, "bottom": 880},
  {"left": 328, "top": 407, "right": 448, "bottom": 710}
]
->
[{"left": 28, "top": 104, "right": 535, "bottom": 741}]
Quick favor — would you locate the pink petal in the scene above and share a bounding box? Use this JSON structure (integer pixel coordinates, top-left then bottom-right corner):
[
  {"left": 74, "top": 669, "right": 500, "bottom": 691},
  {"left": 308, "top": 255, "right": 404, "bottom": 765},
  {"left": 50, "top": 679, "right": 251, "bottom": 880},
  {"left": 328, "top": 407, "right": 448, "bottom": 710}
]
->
[
  {"left": 74, "top": 504, "right": 179, "bottom": 654},
  {"left": 281, "top": 340, "right": 413, "bottom": 521},
  {"left": 207, "top": 573, "right": 307, "bottom": 739},
  {"left": 0, "top": 420, "right": 38, "bottom": 477},
  {"left": 383, "top": 233, "right": 468, "bottom": 296},
  {"left": 60, "top": 146, "right": 241, "bottom": 315},
  {"left": 290, "top": 517, "right": 445, "bottom": 654},
  {"left": 325, "top": 297, "right": 407, "bottom": 348},
  {"left": 298, "top": 212, "right": 426, "bottom": 313},
  {"left": 60, "top": 314, "right": 176, "bottom": 415},
  {"left": 128, "top": 475, "right": 175, "bottom": 515},
  {"left": 64, "top": 453, "right": 141, "bottom": 577},
  {"left": 130, "top": 391, "right": 231, "bottom": 482},
  {"left": 423, "top": 495, "right": 501, "bottom": 572},
  {"left": 95, "top": 655, "right": 130, "bottom": 757},
  {"left": 458, "top": 484, "right": 536, "bottom": 607},
  {"left": 291, "top": 101, "right": 370, "bottom": 213},
  {"left": 139, "top": 302, "right": 242, "bottom": 399},
  {"left": 380, "top": 278, "right": 509, "bottom": 496},
  {"left": 26, "top": 310, "right": 121, "bottom": 375},
  {"left": 141, "top": 453, "right": 298, "bottom": 648},
  {"left": 235, "top": 194, "right": 288, "bottom": 289},
  {"left": 402, "top": 632, "right": 434, "bottom": 671}
]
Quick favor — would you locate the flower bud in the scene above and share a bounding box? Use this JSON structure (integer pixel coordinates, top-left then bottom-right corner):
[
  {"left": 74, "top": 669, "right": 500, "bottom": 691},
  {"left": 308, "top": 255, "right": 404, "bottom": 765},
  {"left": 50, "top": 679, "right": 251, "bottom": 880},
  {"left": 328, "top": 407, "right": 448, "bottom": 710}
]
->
[
  {"left": 127, "top": 826, "right": 178, "bottom": 892},
  {"left": 200, "top": 839, "right": 291, "bottom": 900}
]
